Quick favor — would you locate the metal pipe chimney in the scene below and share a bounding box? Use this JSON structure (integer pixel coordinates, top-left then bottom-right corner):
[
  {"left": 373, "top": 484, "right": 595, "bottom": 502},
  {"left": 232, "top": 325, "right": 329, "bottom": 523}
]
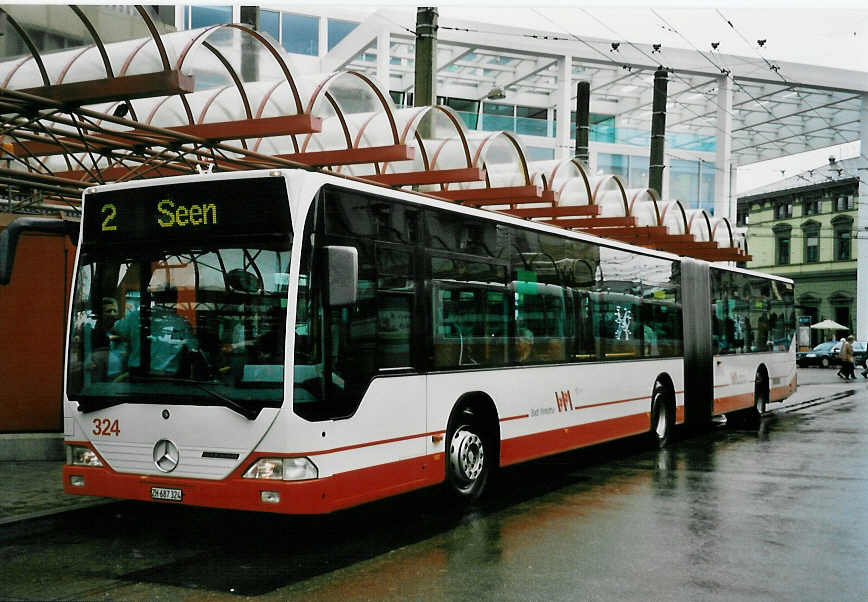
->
[
  {"left": 574, "top": 81, "right": 590, "bottom": 165},
  {"left": 414, "top": 7, "right": 438, "bottom": 108},
  {"left": 649, "top": 68, "right": 669, "bottom": 197}
]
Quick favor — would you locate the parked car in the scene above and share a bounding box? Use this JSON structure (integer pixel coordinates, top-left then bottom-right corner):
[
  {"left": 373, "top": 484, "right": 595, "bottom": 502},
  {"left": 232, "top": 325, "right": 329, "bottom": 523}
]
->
[{"left": 796, "top": 342, "right": 838, "bottom": 368}]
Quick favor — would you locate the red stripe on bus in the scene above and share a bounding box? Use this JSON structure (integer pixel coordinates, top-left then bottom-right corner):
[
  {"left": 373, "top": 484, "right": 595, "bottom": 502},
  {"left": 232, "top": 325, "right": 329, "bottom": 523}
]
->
[
  {"left": 63, "top": 453, "right": 445, "bottom": 515},
  {"left": 297, "top": 431, "right": 445, "bottom": 457},
  {"left": 500, "top": 414, "right": 529, "bottom": 422},
  {"left": 500, "top": 412, "right": 650, "bottom": 466}
]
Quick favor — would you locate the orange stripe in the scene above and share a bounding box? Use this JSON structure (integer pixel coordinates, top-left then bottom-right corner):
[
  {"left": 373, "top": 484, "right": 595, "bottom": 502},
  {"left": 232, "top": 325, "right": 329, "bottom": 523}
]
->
[
  {"left": 771, "top": 374, "right": 798, "bottom": 402},
  {"left": 713, "top": 392, "right": 754, "bottom": 415}
]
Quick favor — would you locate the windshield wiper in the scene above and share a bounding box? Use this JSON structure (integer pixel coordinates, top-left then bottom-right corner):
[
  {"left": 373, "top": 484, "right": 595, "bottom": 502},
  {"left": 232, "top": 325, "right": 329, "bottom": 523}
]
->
[{"left": 130, "top": 376, "right": 261, "bottom": 420}]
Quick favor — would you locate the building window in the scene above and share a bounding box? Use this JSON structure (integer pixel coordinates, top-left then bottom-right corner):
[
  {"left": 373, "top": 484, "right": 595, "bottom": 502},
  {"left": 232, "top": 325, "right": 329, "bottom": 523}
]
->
[
  {"left": 282, "top": 13, "right": 319, "bottom": 55},
  {"left": 805, "top": 235, "right": 819, "bottom": 263},
  {"left": 835, "top": 195, "right": 854, "bottom": 211},
  {"left": 328, "top": 19, "right": 358, "bottom": 50},
  {"left": 777, "top": 237, "right": 790, "bottom": 265},
  {"left": 259, "top": 9, "right": 280, "bottom": 40},
  {"left": 773, "top": 224, "right": 792, "bottom": 266},
  {"left": 482, "top": 102, "right": 514, "bottom": 131},
  {"left": 516, "top": 106, "right": 548, "bottom": 136},
  {"left": 803, "top": 196, "right": 820, "bottom": 216},
  {"left": 774, "top": 200, "right": 793, "bottom": 219},
  {"left": 832, "top": 216, "right": 853, "bottom": 260},
  {"left": 190, "top": 5, "right": 232, "bottom": 28},
  {"left": 802, "top": 221, "right": 820, "bottom": 263},
  {"left": 836, "top": 230, "right": 851, "bottom": 260}
]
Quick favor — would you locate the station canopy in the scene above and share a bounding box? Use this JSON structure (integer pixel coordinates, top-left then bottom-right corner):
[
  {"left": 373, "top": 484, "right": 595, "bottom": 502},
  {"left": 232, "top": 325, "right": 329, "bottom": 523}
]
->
[{"left": 8, "top": 6, "right": 861, "bottom": 261}]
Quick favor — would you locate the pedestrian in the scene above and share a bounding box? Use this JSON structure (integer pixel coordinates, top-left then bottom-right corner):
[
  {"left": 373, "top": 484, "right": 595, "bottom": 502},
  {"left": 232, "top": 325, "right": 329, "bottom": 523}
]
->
[
  {"left": 836, "top": 337, "right": 847, "bottom": 378},
  {"left": 839, "top": 335, "right": 855, "bottom": 380}
]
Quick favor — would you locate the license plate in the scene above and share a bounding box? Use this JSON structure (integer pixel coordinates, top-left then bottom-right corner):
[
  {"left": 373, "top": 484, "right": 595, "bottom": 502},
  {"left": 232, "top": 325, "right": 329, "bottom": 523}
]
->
[{"left": 151, "top": 487, "right": 183, "bottom": 502}]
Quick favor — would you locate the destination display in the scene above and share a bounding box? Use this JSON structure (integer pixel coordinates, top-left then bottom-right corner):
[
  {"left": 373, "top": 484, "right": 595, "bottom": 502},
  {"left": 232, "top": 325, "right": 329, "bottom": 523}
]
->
[{"left": 82, "top": 176, "right": 291, "bottom": 244}]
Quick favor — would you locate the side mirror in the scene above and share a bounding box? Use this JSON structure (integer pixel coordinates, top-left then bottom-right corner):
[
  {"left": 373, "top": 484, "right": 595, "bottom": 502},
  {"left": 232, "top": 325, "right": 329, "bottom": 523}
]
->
[{"left": 325, "top": 245, "right": 358, "bottom": 307}]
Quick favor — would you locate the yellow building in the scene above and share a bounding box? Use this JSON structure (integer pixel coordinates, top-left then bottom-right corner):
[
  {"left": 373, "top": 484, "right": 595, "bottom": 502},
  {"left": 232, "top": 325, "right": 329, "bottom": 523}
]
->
[{"left": 738, "top": 159, "right": 861, "bottom": 347}]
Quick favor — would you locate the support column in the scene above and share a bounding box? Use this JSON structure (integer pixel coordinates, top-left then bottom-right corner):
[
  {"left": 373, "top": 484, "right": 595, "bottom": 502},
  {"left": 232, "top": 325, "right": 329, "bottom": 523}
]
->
[
  {"left": 413, "top": 7, "right": 438, "bottom": 107},
  {"left": 376, "top": 30, "right": 390, "bottom": 90},
  {"left": 857, "top": 93, "right": 868, "bottom": 339},
  {"left": 555, "top": 55, "right": 573, "bottom": 159},
  {"left": 715, "top": 74, "right": 734, "bottom": 220},
  {"left": 649, "top": 69, "right": 668, "bottom": 197},
  {"left": 574, "top": 80, "right": 590, "bottom": 165},
  {"left": 239, "top": 6, "right": 259, "bottom": 82},
  {"left": 318, "top": 15, "right": 328, "bottom": 58}
]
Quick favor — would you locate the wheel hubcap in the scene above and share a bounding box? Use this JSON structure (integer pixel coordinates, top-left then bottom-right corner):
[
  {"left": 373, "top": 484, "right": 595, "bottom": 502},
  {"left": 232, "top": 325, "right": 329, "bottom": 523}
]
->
[{"left": 450, "top": 428, "right": 484, "bottom": 483}]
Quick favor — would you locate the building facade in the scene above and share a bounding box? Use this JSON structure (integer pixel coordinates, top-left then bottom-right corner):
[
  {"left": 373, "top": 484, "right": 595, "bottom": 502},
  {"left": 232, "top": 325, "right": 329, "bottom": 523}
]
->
[{"left": 738, "top": 160, "right": 861, "bottom": 348}]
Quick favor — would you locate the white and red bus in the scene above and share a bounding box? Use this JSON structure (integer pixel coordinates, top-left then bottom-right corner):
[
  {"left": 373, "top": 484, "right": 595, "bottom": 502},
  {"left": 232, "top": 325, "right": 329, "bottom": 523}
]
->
[{"left": 3, "top": 169, "right": 796, "bottom": 513}]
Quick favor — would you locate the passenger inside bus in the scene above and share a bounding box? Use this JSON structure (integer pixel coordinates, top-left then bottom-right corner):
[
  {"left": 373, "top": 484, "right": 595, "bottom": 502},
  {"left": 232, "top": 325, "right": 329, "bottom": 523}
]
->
[
  {"left": 82, "top": 297, "right": 120, "bottom": 382},
  {"left": 107, "top": 305, "right": 200, "bottom": 379},
  {"left": 515, "top": 327, "right": 534, "bottom": 363}
]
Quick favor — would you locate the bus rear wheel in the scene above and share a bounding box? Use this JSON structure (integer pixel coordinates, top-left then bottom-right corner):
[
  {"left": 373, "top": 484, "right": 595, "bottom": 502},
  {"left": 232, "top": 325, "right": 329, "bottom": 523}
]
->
[
  {"left": 650, "top": 381, "right": 674, "bottom": 448},
  {"left": 754, "top": 369, "right": 769, "bottom": 418},
  {"left": 446, "top": 418, "right": 491, "bottom": 500}
]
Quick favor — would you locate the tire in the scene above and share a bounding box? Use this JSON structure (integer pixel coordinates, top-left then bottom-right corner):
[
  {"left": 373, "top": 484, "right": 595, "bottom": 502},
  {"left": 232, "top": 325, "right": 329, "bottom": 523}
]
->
[
  {"left": 753, "top": 369, "right": 769, "bottom": 420},
  {"left": 446, "top": 412, "right": 491, "bottom": 501},
  {"left": 821, "top": 357, "right": 830, "bottom": 368},
  {"left": 649, "top": 381, "right": 674, "bottom": 448}
]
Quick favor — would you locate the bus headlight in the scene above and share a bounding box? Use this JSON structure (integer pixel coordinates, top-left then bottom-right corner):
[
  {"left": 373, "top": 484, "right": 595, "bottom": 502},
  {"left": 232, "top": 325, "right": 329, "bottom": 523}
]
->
[
  {"left": 243, "top": 457, "right": 317, "bottom": 481},
  {"left": 67, "top": 445, "right": 103, "bottom": 467}
]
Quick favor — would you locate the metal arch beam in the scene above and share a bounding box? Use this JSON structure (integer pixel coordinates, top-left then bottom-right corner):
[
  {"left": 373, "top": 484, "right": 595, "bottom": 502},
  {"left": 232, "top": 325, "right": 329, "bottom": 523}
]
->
[
  {"left": 0, "top": 9, "right": 50, "bottom": 86},
  {"left": 133, "top": 5, "right": 172, "bottom": 71},
  {"left": 175, "top": 23, "right": 303, "bottom": 115},
  {"left": 69, "top": 6, "right": 115, "bottom": 78}
]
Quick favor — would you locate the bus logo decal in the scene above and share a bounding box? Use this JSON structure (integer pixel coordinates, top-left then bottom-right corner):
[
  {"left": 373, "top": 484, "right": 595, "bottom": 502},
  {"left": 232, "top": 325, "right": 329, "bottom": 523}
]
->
[
  {"left": 153, "top": 439, "right": 180, "bottom": 473},
  {"left": 556, "top": 390, "right": 574, "bottom": 412}
]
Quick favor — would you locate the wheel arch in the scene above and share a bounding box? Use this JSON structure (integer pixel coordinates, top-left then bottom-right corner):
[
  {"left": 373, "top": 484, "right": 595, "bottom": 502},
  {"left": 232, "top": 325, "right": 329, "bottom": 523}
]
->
[
  {"left": 653, "top": 372, "right": 677, "bottom": 411},
  {"left": 755, "top": 363, "right": 770, "bottom": 390}
]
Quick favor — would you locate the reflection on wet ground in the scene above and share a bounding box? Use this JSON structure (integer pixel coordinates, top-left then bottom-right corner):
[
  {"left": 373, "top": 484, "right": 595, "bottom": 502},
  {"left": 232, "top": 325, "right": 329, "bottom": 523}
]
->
[{"left": 2, "top": 389, "right": 867, "bottom": 600}]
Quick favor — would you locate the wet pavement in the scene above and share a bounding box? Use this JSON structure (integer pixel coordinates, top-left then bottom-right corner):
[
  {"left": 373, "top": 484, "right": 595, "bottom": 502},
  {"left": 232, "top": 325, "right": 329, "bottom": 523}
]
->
[{"left": 1, "top": 367, "right": 867, "bottom": 600}]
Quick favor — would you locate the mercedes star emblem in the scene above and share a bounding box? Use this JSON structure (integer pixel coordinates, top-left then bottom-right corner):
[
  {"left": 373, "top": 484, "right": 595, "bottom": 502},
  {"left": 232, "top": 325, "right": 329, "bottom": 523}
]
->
[{"left": 153, "top": 439, "right": 180, "bottom": 473}]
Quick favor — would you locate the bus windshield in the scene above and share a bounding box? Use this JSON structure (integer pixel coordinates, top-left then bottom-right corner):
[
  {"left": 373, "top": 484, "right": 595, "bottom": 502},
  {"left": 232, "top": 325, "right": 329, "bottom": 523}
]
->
[
  {"left": 68, "top": 244, "right": 291, "bottom": 418},
  {"left": 67, "top": 176, "right": 294, "bottom": 418}
]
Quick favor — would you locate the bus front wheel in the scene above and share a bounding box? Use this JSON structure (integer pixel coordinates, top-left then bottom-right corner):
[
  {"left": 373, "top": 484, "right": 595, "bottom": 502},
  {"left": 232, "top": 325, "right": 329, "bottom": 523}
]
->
[{"left": 446, "top": 416, "right": 491, "bottom": 500}]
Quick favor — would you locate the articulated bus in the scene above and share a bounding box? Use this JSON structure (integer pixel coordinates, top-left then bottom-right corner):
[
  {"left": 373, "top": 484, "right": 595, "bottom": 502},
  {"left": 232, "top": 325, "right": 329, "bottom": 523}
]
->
[{"left": 4, "top": 169, "right": 796, "bottom": 514}]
